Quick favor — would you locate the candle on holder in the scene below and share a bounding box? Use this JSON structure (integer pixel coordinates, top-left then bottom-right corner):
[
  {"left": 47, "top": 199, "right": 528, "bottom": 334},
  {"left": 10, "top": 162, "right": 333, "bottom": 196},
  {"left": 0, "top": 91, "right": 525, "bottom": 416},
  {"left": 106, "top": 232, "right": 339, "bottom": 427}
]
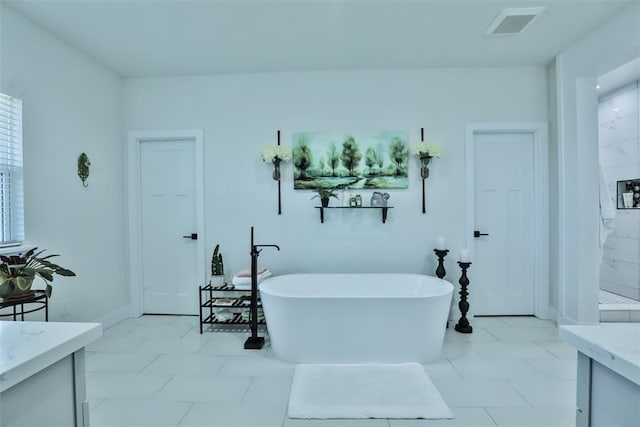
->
[
  {"left": 436, "top": 236, "right": 446, "bottom": 250},
  {"left": 454, "top": 260, "right": 473, "bottom": 334},
  {"left": 460, "top": 249, "right": 470, "bottom": 263}
]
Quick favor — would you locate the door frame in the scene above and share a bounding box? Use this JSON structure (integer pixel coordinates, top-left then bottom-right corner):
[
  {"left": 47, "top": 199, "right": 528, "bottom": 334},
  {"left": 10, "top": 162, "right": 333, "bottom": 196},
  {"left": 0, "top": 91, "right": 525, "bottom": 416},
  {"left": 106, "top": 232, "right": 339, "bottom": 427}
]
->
[
  {"left": 127, "top": 129, "right": 205, "bottom": 317},
  {"left": 465, "top": 122, "right": 550, "bottom": 319}
]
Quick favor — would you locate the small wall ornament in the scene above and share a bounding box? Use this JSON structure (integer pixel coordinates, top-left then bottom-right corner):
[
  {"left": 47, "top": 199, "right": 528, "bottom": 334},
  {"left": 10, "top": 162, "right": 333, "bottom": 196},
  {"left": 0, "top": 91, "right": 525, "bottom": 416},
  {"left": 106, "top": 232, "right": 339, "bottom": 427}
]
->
[
  {"left": 77, "top": 153, "right": 90, "bottom": 187},
  {"left": 261, "top": 130, "right": 292, "bottom": 215},
  {"left": 411, "top": 128, "right": 441, "bottom": 213}
]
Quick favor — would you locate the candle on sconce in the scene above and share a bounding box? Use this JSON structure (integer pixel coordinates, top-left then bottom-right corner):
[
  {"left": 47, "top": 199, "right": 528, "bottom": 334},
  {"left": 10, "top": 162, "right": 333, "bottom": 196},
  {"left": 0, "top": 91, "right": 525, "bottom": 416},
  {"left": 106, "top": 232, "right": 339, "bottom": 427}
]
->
[
  {"left": 436, "top": 236, "right": 446, "bottom": 250},
  {"left": 459, "top": 249, "right": 471, "bottom": 263}
]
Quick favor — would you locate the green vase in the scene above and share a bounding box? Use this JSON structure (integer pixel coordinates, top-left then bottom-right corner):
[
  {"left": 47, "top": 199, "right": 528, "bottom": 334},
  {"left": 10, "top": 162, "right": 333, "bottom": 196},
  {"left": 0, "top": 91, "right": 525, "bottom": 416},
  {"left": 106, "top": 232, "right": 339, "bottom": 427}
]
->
[{"left": 0, "top": 276, "right": 34, "bottom": 300}]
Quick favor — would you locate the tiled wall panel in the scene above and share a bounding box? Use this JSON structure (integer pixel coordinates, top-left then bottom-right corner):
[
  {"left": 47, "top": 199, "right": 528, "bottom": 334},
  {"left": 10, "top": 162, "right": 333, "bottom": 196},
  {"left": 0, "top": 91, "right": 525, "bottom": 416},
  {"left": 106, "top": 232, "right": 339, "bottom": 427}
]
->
[{"left": 599, "top": 81, "right": 640, "bottom": 300}]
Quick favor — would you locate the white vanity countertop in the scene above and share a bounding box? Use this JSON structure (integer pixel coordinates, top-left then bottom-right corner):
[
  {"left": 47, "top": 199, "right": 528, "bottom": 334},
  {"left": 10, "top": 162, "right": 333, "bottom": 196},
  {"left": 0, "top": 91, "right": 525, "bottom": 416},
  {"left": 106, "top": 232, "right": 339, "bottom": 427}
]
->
[
  {"left": 0, "top": 321, "right": 102, "bottom": 392},
  {"left": 559, "top": 323, "right": 640, "bottom": 385}
]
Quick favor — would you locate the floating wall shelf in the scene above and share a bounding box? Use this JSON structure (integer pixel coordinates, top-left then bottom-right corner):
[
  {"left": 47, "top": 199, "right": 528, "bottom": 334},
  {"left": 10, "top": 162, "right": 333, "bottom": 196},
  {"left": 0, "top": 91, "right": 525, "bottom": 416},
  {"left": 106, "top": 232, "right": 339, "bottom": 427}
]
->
[{"left": 314, "top": 206, "right": 393, "bottom": 224}]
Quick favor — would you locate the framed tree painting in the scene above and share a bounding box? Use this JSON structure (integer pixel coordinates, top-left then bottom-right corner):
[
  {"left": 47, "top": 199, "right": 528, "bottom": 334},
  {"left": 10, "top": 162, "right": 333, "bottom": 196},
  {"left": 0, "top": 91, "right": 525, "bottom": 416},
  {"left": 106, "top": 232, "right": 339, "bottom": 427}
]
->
[{"left": 292, "top": 131, "right": 408, "bottom": 189}]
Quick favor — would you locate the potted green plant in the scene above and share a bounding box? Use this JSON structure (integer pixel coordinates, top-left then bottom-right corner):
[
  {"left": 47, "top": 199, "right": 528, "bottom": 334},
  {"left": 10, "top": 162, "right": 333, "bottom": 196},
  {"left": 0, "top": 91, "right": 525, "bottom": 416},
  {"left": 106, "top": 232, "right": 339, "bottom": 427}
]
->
[
  {"left": 312, "top": 187, "right": 339, "bottom": 208},
  {"left": 0, "top": 247, "right": 76, "bottom": 300},
  {"left": 210, "top": 244, "right": 225, "bottom": 286}
]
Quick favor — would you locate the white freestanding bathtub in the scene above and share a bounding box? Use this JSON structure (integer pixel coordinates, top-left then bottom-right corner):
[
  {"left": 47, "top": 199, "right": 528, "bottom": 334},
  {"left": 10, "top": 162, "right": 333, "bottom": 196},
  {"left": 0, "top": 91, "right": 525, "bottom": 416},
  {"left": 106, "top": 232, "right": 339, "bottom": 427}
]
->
[{"left": 259, "top": 273, "right": 453, "bottom": 363}]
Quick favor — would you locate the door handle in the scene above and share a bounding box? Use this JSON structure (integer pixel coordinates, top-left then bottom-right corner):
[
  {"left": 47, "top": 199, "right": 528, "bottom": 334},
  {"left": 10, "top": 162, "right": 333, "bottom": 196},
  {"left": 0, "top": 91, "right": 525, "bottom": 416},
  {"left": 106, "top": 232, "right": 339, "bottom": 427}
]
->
[
  {"left": 474, "top": 230, "right": 489, "bottom": 238},
  {"left": 182, "top": 233, "right": 198, "bottom": 240}
]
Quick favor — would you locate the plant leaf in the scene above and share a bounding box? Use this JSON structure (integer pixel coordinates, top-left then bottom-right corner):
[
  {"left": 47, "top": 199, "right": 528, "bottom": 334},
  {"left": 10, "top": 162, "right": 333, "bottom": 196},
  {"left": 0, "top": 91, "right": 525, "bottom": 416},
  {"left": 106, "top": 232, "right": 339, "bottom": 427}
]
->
[
  {"left": 24, "top": 247, "right": 37, "bottom": 258},
  {"left": 56, "top": 268, "right": 76, "bottom": 277},
  {"left": 21, "top": 267, "right": 39, "bottom": 276},
  {"left": 0, "top": 279, "right": 15, "bottom": 298},
  {"left": 36, "top": 270, "right": 54, "bottom": 281},
  {"left": 38, "top": 259, "right": 57, "bottom": 269},
  {"left": 9, "top": 255, "right": 23, "bottom": 264},
  {"left": 16, "top": 276, "right": 33, "bottom": 291},
  {"left": 45, "top": 284, "right": 52, "bottom": 298}
]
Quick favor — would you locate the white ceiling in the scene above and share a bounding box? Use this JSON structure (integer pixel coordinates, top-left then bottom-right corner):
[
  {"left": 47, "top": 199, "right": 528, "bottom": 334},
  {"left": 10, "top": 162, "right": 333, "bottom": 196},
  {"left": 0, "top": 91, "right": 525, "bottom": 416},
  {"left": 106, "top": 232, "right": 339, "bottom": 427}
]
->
[{"left": 3, "top": 0, "right": 636, "bottom": 78}]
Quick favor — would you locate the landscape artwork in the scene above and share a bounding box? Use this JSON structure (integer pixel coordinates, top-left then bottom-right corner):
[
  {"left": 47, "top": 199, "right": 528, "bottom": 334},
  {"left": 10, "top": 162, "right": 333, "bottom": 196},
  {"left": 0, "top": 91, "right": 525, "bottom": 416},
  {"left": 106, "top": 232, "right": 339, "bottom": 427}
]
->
[{"left": 292, "top": 131, "right": 409, "bottom": 190}]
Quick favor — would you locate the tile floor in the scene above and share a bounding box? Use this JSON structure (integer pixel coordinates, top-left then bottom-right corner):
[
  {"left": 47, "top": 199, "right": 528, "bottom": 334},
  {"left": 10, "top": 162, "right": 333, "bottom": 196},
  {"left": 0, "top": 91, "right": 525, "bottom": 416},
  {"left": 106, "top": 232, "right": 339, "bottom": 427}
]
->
[{"left": 86, "top": 316, "right": 577, "bottom": 427}]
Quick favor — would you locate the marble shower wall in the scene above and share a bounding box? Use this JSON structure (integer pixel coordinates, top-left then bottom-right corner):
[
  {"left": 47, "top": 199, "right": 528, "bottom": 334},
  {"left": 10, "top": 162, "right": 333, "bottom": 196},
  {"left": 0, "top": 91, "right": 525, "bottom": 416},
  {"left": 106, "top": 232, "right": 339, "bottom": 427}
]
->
[{"left": 598, "top": 81, "right": 640, "bottom": 300}]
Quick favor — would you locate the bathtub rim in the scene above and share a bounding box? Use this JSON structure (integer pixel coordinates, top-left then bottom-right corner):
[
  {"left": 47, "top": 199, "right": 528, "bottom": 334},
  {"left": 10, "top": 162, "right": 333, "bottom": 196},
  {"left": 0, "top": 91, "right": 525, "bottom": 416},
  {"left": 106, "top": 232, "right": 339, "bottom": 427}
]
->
[{"left": 258, "top": 273, "right": 453, "bottom": 299}]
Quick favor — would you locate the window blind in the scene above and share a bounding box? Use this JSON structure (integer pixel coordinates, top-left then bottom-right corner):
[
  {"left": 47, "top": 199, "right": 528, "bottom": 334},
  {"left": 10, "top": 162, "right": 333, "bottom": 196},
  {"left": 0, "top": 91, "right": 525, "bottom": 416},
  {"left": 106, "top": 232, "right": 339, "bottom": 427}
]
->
[{"left": 0, "top": 93, "right": 24, "bottom": 244}]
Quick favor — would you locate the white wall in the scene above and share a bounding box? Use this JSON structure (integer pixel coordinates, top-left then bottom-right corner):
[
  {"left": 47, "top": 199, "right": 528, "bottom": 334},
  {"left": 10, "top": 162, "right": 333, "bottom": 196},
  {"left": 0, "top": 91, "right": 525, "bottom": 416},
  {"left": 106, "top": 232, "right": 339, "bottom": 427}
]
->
[
  {"left": 598, "top": 81, "right": 640, "bottom": 300},
  {"left": 0, "top": 6, "right": 128, "bottom": 324},
  {"left": 554, "top": 1, "right": 640, "bottom": 323},
  {"left": 124, "top": 68, "right": 548, "bottom": 302}
]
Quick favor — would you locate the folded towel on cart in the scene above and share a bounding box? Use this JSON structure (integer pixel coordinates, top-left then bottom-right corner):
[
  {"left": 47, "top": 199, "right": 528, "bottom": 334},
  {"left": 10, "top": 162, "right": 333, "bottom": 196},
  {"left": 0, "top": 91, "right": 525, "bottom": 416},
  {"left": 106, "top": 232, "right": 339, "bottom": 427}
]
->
[
  {"left": 231, "top": 269, "right": 272, "bottom": 290},
  {"left": 235, "top": 267, "right": 268, "bottom": 278},
  {"left": 213, "top": 309, "right": 234, "bottom": 322}
]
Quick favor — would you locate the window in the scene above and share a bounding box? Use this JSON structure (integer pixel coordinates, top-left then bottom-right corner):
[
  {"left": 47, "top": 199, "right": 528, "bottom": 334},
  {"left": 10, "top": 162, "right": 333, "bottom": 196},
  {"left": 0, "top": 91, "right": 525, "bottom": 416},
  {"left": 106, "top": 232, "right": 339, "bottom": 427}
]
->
[{"left": 0, "top": 93, "right": 24, "bottom": 244}]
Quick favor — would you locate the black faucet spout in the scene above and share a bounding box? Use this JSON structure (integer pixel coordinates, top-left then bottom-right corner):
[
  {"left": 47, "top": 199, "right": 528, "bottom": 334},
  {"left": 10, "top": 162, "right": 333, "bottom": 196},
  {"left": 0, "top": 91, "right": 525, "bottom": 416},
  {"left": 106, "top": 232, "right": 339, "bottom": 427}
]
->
[{"left": 254, "top": 244, "right": 280, "bottom": 251}]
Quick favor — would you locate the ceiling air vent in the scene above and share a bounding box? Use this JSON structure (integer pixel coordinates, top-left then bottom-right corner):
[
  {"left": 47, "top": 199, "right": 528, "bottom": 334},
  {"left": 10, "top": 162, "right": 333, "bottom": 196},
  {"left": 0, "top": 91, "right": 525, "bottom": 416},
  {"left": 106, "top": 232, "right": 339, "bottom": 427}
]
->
[{"left": 485, "top": 7, "right": 545, "bottom": 35}]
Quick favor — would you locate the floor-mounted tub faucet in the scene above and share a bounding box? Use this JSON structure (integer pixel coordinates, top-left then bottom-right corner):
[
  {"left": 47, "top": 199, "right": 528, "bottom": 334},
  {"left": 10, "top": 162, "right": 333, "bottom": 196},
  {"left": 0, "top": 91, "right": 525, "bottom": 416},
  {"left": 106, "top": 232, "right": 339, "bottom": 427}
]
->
[{"left": 245, "top": 227, "right": 279, "bottom": 350}]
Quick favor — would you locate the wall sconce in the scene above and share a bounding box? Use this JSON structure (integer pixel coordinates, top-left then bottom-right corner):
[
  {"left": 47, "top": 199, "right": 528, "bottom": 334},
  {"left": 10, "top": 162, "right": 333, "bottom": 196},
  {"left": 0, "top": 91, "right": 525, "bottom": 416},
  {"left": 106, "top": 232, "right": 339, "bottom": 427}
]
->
[
  {"left": 77, "top": 152, "right": 90, "bottom": 187},
  {"left": 411, "top": 128, "right": 441, "bottom": 213},
  {"left": 261, "top": 130, "right": 292, "bottom": 215}
]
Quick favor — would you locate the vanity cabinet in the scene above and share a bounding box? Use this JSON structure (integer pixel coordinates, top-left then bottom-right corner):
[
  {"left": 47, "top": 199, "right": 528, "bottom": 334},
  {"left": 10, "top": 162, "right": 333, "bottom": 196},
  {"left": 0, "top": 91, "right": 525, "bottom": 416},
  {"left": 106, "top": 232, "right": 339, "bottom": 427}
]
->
[
  {"left": 0, "top": 322, "right": 101, "bottom": 427},
  {"left": 559, "top": 324, "right": 640, "bottom": 427},
  {"left": 198, "top": 284, "right": 264, "bottom": 333}
]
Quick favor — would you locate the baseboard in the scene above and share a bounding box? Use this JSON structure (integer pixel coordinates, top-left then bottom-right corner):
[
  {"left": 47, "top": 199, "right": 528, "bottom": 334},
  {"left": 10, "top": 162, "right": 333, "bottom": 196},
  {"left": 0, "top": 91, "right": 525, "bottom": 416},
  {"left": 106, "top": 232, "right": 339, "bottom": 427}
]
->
[
  {"left": 556, "top": 312, "right": 577, "bottom": 325},
  {"left": 556, "top": 312, "right": 598, "bottom": 326},
  {"left": 94, "top": 305, "right": 131, "bottom": 330},
  {"left": 544, "top": 306, "right": 557, "bottom": 322},
  {"left": 448, "top": 304, "right": 556, "bottom": 321}
]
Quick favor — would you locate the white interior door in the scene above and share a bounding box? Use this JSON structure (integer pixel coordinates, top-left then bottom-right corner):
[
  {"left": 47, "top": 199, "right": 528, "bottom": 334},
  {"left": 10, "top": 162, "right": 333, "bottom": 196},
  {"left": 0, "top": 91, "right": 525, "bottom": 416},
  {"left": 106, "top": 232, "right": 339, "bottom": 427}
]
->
[
  {"left": 140, "top": 139, "right": 201, "bottom": 314},
  {"left": 473, "top": 131, "right": 535, "bottom": 315}
]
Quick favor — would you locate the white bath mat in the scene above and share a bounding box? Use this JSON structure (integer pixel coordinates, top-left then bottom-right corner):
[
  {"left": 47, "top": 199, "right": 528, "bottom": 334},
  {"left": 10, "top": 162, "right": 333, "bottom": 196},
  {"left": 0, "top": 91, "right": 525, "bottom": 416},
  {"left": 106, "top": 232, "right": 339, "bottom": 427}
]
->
[{"left": 288, "top": 363, "right": 453, "bottom": 419}]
